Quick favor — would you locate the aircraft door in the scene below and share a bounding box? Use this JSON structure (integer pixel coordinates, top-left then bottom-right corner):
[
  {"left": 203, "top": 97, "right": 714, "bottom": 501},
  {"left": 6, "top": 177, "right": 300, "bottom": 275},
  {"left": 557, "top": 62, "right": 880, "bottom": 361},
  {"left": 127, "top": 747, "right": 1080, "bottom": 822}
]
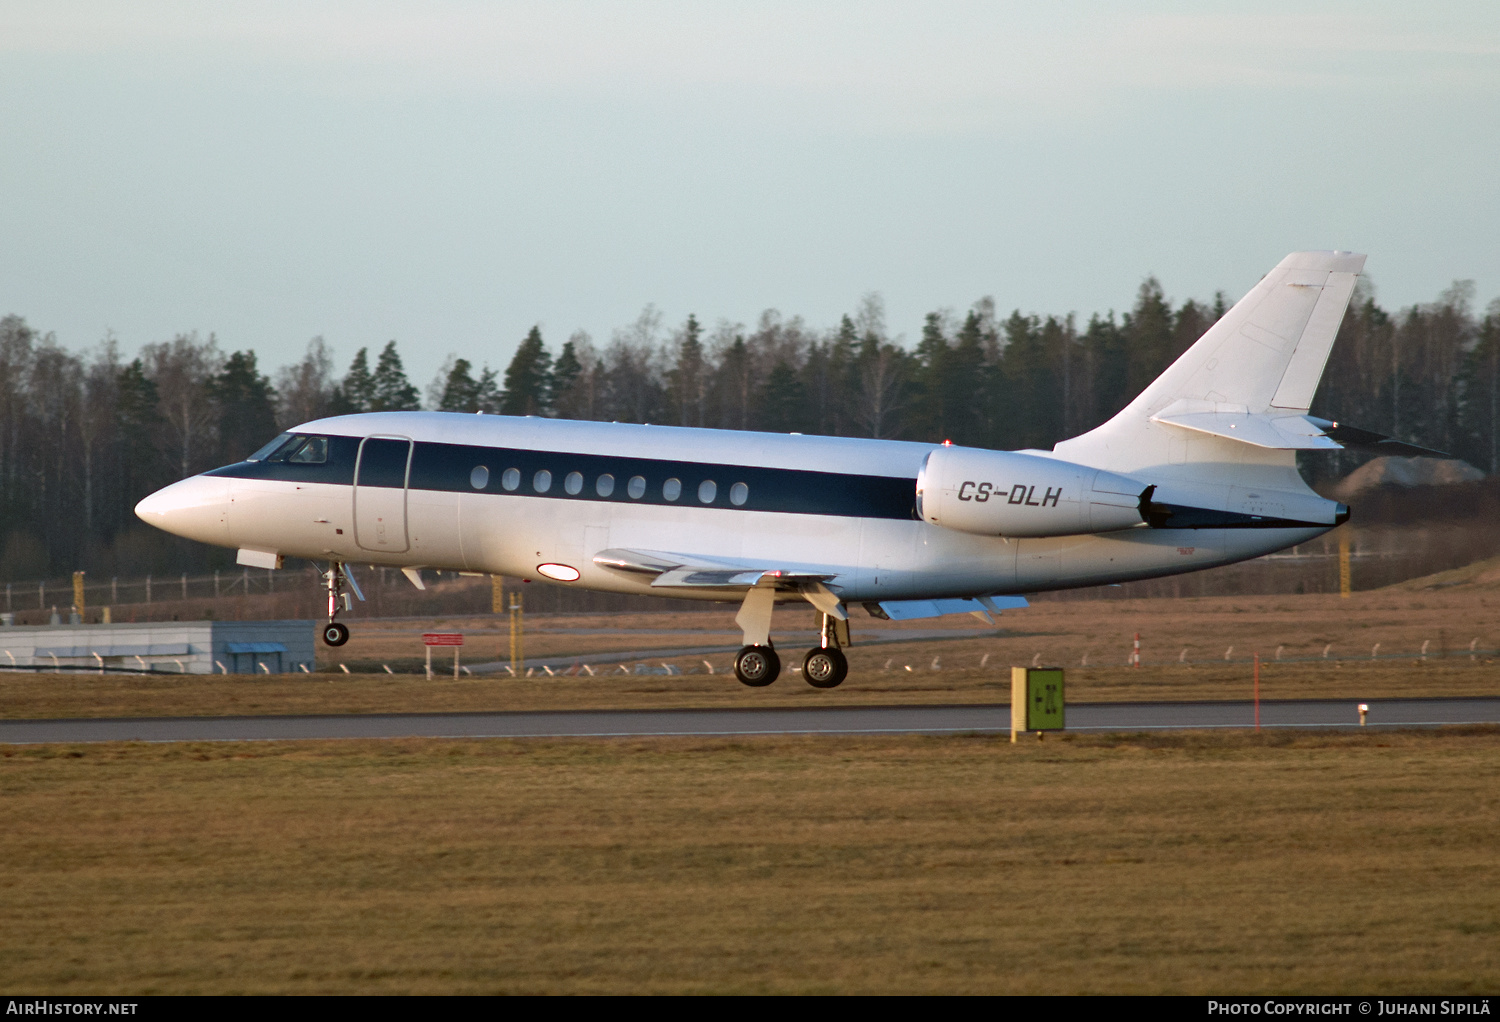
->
[{"left": 354, "top": 436, "right": 412, "bottom": 553}]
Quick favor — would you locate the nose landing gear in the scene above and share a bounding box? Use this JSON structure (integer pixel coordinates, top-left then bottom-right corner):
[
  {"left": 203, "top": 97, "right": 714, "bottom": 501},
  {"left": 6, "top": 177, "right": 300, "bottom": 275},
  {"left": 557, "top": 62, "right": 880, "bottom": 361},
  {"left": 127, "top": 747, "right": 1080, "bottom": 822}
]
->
[{"left": 320, "top": 560, "right": 362, "bottom": 647}]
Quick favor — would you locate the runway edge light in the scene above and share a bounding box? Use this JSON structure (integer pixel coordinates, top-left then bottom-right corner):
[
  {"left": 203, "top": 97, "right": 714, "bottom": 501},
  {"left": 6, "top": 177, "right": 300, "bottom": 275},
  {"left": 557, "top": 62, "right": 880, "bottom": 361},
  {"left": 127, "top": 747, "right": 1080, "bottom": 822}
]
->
[{"left": 1011, "top": 666, "right": 1065, "bottom": 743}]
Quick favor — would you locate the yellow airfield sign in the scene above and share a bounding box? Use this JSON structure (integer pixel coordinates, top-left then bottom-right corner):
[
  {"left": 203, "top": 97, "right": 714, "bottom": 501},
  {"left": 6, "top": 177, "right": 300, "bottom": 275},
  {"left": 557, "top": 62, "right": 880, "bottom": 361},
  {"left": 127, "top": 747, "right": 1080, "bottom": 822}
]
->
[{"left": 1011, "top": 666, "right": 1065, "bottom": 741}]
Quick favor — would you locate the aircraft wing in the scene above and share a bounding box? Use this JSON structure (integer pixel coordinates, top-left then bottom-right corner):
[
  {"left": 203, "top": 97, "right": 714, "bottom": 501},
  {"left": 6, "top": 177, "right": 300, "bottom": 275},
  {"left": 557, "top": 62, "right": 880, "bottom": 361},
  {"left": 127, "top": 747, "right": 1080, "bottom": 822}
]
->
[{"left": 593, "top": 547, "right": 846, "bottom": 618}]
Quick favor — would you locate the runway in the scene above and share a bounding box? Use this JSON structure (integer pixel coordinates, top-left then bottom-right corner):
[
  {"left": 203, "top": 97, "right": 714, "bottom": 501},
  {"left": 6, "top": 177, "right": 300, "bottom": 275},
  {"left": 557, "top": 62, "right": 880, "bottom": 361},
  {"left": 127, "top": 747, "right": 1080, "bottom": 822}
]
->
[{"left": 1, "top": 697, "right": 1496, "bottom": 744}]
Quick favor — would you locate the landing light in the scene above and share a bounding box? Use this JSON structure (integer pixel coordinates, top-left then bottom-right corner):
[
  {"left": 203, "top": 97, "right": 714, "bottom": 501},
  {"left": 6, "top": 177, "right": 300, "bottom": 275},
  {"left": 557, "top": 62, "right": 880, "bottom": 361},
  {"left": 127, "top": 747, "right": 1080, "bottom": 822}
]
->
[{"left": 536, "top": 563, "right": 581, "bottom": 582}]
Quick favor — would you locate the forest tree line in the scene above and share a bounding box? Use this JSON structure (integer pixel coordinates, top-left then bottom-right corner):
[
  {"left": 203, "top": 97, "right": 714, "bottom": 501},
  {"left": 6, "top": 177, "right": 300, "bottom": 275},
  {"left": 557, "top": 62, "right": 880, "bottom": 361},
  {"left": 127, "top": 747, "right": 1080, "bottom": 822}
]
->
[{"left": 2, "top": 276, "right": 1497, "bottom": 581}]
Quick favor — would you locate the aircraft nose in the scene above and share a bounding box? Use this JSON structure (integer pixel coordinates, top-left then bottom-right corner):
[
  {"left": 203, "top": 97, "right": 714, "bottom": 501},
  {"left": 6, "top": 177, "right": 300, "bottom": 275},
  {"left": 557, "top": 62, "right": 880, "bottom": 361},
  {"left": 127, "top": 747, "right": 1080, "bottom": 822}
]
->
[{"left": 135, "top": 476, "right": 231, "bottom": 544}]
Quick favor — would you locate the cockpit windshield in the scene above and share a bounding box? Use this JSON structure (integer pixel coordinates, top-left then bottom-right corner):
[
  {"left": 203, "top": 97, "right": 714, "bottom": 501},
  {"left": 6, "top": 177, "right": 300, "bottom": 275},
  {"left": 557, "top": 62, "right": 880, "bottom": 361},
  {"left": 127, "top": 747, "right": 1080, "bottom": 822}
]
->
[
  {"left": 247, "top": 433, "right": 294, "bottom": 461},
  {"left": 247, "top": 433, "right": 330, "bottom": 464}
]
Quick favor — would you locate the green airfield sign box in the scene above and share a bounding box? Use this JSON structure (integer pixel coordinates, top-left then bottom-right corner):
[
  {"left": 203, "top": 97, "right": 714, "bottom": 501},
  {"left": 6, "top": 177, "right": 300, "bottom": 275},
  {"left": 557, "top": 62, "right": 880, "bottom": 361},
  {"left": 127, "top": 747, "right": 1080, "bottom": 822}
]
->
[{"left": 1011, "top": 666, "right": 1065, "bottom": 739}]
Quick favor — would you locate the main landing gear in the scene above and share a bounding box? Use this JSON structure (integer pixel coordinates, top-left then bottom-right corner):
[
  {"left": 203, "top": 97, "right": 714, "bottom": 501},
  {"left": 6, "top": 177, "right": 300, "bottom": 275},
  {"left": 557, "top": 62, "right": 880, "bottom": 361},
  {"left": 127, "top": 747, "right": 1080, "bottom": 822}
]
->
[
  {"left": 734, "top": 645, "right": 780, "bottom": 686},
  {"left": 320, "top": 560, "right": 364, "bottom": 647},
  {"left": 731, "top": 585, "right": 851, "bottom": 689}
]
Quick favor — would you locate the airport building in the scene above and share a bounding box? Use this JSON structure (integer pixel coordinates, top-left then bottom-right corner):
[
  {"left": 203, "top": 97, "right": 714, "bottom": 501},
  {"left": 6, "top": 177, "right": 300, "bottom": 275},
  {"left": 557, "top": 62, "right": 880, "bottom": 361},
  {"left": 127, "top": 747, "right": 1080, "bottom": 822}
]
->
[{"left": 0, "top": 620, "right": 317, "bottom": 674}]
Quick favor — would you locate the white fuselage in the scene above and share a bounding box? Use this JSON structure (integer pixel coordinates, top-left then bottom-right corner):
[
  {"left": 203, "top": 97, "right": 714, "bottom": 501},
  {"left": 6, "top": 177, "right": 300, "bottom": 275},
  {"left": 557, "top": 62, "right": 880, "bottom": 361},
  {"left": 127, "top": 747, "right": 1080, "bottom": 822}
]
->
[{"left": 136, "top": 412, "right": 1333, "bottom": 604}]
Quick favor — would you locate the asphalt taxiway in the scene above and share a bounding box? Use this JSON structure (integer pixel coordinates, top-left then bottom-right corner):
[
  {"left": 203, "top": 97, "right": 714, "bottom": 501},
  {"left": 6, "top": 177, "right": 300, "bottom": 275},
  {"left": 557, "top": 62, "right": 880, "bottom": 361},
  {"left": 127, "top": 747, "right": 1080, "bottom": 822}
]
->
[{"left": 0, "top": 697, "right": 1496, "bottom": 744}]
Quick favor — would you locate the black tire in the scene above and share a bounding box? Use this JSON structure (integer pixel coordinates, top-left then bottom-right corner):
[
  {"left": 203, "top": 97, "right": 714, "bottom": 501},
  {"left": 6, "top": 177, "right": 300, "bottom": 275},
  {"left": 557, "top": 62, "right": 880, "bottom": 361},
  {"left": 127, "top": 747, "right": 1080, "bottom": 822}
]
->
[
  {"left": 734, "top": 645, "right": 780, "bottom": 687},
  {"left": 322, "top": 621, "right": 350, "bottom": 647},
  {"left": 802, "top": 647, "right": 848, "bottom": 689}
]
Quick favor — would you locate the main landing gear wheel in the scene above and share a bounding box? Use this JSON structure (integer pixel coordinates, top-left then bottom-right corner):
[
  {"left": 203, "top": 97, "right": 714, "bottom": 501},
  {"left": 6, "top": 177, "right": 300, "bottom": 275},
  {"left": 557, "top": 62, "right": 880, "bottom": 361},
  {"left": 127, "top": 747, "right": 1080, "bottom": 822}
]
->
[
  {"left": 802, "top": 647, "right": 848, "bottom": 689},
  {"left": 734, "top": 645, "right": 781, "bottom": 687},
  {"left": 322, "top": 621, "right": 350, "bottom": 647}
]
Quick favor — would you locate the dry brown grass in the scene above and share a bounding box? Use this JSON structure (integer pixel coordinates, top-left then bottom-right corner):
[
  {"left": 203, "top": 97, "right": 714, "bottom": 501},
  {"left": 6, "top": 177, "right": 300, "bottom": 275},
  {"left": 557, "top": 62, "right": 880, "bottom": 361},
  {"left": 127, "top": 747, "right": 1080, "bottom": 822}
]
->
[
  {"left": 4, "top": 584, "right": 1500, "bottom": 719},
  {"left": 2, "top": 658, "right": 1498, "bottom": 722},
  {"left": 1, "top": 728, "right": 1496, "bottom": 993}
]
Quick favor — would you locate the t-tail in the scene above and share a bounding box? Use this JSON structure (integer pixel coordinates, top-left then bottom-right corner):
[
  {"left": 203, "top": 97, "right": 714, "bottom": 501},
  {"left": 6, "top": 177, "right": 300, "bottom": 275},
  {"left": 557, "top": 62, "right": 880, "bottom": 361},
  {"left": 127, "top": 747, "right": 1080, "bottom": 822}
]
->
[{"left": 1046, "top": 251, "right": 1416, "bottom": 522}]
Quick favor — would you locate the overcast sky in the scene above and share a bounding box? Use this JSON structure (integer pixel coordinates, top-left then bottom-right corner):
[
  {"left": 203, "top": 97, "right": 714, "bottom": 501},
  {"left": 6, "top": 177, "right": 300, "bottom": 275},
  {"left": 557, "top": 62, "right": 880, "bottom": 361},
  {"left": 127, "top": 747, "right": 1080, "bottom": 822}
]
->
[{"left": 3, "top": 1, "right": 1498, "bottom": 388}]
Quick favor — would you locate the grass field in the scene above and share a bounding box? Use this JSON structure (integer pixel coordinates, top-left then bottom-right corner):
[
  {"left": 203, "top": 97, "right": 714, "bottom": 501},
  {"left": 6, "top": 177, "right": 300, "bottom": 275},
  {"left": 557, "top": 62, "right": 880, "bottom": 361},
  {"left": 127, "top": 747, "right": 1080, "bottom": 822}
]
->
[
  {"left": 5, "top": 585, "right": 1500, "bottom": 720},
  {"left": 2, "top": 659, "right": 1498, "bottom": 721},
  {"left": 2, "top": 728, "right": 1496, "bottom": 994}
]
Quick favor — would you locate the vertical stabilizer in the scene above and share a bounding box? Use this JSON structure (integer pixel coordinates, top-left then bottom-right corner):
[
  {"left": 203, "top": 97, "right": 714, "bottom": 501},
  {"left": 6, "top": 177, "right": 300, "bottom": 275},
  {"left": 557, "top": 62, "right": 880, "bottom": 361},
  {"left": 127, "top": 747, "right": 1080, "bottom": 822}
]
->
[{"left": 1054, "top": 251, "right": 1365, "bottom": 477}]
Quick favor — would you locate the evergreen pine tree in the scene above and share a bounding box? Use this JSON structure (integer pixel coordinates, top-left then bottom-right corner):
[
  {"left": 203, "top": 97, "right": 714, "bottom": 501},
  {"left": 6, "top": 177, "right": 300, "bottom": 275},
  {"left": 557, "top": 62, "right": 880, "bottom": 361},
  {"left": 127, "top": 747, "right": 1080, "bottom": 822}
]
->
[
  {"left": 949, "top": 310, "right": 988, "bottom": 447},
  {"left": 913, "top": 312, "right": 952, "bottom": 442},
  {"left": 335, "top": 347, "right": 375, "bottom": 413},
  {"left": 437, "top": 358, "right": 481, "bottom": 412},
  {"left": 501, "top": 326, "right": 553, "bottom": 416},
  {"left": 828, "top": 315, "right": 859, "bottom": 435},
  {"left": 666, "top": 314, "right": 706, "bottom": 427},
  {"left": 759, "top": 360, "right": 807, "bottom": 433},
  {"left": 209, "top": 350, "right": 277, "bottom": 462},
  {"left": 114, "top": 358, "right": 165, "bottom": 516},
  {"left": 369, "top": 341, "right": 421, "bottom": 411}
]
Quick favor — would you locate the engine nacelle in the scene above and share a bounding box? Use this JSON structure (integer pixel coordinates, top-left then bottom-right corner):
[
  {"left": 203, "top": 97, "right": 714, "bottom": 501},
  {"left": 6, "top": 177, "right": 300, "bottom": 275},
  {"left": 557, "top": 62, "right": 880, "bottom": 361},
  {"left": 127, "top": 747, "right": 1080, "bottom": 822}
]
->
[{"left": 917, "top": 447, "right": 1150, "bottom": 538}]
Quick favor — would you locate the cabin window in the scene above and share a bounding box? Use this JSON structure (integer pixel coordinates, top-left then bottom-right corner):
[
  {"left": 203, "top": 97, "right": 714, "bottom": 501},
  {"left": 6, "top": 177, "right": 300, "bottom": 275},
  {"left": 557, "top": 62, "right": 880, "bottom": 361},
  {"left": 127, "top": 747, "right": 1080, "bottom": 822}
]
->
[
  {"left": 627, "top": 475, "right": 646, "bottom": 499},
  {"left": 663, "top": 478, "right": 682, "bottom": 501},
  {"left": 730, "top": 482, "right": 748, "bottom": 506},
  {"left": 565, "top": 471, "right": 583, "bottom": 495},
  {"left": 533, "top": 469, "right": 552, "bottom": 493},
  {"left": 698, "top": 480, "right": 717, "bottom": 503},
  {"left": 502, "top": 468, "right": 521, "bottom": 491},
  {"left": 287, "top": 437, "right": 328, "bottom": 464},
  {"left": 469, "top": 465, "right": 489, "bottom": 489},
  {"left": 595, "top": 473, "right": 615, "bottom": 497}
]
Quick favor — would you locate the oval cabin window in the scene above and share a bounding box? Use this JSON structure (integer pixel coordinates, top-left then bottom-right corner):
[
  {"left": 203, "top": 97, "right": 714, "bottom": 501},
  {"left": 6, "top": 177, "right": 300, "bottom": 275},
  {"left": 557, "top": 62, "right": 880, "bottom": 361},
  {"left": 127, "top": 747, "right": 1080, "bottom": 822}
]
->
[
  {"left": 470, "top": 466, "right": 489, "bottom": 490},
  {"left": 502, "top": 468, "right": 521, "bottom": 491},
  {"left": 663, "top": 478, "right": 682, "bottom": 501},
  {"left": 533, "top": 469, "right": 552, "bottom": 493},
  {"left": 565, "top": 471, "right": 583, "bottom": 495},
  {"left": 698, "top": 480, "right": 717, "bottom": 503},
  {"left": 627, "top": 476, "right": 646, "bottom": 499},
  {"left": 596, "top": 474, "right": 615, "bottom": 497},
  {"left": 730, "top": 482, "right": 748, "bottom": 506}
]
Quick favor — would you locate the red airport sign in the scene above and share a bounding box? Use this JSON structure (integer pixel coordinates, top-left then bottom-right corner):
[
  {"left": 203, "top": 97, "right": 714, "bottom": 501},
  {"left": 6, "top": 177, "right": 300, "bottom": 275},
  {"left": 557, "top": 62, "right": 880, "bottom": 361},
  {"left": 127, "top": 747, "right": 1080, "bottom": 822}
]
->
[{"left": 422, "top": 633, "right": 464, "bottom": 647}]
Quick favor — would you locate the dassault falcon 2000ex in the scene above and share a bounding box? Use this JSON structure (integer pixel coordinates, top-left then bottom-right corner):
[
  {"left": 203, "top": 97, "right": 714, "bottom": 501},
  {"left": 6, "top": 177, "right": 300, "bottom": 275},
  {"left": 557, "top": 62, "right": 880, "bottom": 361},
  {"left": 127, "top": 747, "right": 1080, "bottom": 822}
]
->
[{"left": 137, "top": 251, "right": 1428, "bottom": 688}]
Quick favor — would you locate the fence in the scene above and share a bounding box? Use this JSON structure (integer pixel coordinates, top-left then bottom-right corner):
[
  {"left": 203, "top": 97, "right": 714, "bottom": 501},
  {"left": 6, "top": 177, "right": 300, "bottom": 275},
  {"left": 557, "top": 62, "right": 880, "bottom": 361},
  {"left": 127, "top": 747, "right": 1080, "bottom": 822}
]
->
[{"left": 0, "top": 563, "right": 721, "bottom": 626}]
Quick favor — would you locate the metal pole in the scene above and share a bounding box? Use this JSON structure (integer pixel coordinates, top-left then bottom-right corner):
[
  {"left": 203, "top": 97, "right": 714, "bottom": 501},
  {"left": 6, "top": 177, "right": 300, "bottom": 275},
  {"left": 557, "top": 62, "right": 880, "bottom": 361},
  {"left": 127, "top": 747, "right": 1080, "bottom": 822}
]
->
[
  {"left": 454, "top": 646, "right": 460, "bottom": 680},
  {"left": 1254, "top": 653, "right": 1261, "bottom": 731},
  {"left": 1339, "top": 533, "right": 1351, "bottom": 598},
  {"left": 426, "top": 644, "right": 432, "bottom": 681},
  {"left": 509, "top": 591, "right": 523, "bottom": 678}
]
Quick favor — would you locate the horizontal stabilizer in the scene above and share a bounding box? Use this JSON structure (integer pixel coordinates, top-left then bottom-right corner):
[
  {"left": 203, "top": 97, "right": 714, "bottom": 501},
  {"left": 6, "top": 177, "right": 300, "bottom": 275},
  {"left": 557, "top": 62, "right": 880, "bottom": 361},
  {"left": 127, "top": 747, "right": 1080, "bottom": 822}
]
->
[
  {"left": 1314, "top": 420, "right": 1449, "bottom": 458},
  {"left": 1150, "top": 406, "right": 1341, "bottom": 450},
  {"left": 1150, "top": 403, "right": 1447, "bottom": 457}
]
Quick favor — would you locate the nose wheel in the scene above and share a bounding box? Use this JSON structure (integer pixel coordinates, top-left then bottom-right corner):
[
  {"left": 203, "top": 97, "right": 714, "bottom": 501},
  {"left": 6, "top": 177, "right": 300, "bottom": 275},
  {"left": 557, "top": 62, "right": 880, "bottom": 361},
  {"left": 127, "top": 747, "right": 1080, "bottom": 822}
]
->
[{"left": 321, "top": 560, "right": 362, "bottom": 646}]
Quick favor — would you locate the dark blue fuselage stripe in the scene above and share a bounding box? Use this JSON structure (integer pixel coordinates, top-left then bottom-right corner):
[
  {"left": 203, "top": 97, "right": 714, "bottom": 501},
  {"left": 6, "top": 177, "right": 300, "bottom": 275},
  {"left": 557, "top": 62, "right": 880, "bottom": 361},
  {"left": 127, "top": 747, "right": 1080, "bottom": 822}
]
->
[{"left": 206, "top": 435, "right": 920, "bottom": 521}]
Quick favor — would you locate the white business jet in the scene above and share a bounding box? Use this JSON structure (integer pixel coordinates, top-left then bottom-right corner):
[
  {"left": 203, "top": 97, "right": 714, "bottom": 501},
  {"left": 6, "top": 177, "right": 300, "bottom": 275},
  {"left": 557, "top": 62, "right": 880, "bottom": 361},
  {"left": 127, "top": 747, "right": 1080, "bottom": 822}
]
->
[{"left": 137, "top": 251, "right": 1423, "bottom": 688}]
